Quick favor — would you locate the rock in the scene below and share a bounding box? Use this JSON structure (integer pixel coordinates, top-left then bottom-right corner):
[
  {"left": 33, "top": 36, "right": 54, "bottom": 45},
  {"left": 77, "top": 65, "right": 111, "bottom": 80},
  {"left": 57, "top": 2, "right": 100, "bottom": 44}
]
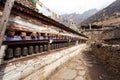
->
[
  {"left": 75, "top": 66, "right": 85, "bottom": 70},
  {"left": 75, "top": 76, "right": 84, "bottom": 80},
  {"left": 78, "top": 70, "right": 86, "bottom": 76},
  {"left": 99, "top": 75, "right": 103, "bottom": 80},
  {"left": 50, "top": 68, "right": 77, "bottom": 80}
]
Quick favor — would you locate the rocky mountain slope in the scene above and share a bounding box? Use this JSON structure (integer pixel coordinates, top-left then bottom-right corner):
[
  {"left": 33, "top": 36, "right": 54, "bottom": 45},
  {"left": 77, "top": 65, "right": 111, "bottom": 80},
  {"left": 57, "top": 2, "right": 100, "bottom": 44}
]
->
[
  {"left": 62, "top": 9, "right": 98, "bottom": 26},
  {"left": 82, "top": 0, "right": 120, "bottom": 26}
]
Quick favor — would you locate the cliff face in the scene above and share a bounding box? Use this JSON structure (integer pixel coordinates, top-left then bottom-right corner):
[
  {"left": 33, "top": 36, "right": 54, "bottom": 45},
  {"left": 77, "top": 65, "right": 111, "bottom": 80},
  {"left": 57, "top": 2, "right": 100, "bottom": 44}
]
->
[{"left": 82, "top": 0, "right": 120, "bottom": 26}]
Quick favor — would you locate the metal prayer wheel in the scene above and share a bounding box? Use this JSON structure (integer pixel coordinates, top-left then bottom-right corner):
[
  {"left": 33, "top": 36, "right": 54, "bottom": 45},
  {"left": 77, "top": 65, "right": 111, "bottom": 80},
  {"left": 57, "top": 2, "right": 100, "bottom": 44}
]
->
[
  {"left": 34, "top": 45, "right": 39, "bottom": 53},
  {"left": 22, "top": 47, "right": 28, "bottom": 56},
  {"left": 57, "top": 44, "right": 59, "bottom": 49},
  {"left": 14, "top": 47, "right": 21, "bottom": 58},
  {"left": 60, "top": 43, "right": 62, "bottom": 48},
  {"left": 59, "top": 43, "right": 61, "bottom": 48},
  {"left": 5, "top": 48, "right": 13, "bottom": 60},
  {"left": 62, "top": 43, "right": 63, "bottom": 47},
  {"left": 54, "top": 44, "right": 56, "bottom": 49},
  {"left": 40, "top": 45, "right": 43, "bottom": 53},
  {"left": 28, "top": 46, "right": 34, "bottom": 55},
  {"left": 56, "top": 44, "right": 58, "bottom": 49},
  {"left": 58, "top": 43, "right": 60, "bottom": 48},
  {"left": 43, "top": 44, "right": 48, "bottom": 51},
  {"left": 53, "top": 44, "right": 55, "bottom": 49},
  {"left": 64, "top": 43, "right": 66, "bottom": 47},
  {"left": 65, "top": 43, "right": 67, "bottom": 47}
]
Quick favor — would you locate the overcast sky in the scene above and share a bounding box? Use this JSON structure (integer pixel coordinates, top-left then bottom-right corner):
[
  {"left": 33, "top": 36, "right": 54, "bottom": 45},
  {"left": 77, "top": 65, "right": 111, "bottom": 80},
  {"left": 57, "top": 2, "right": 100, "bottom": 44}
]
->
[{"left": 40, "top": 0, "right": 116, "bottom": 15}]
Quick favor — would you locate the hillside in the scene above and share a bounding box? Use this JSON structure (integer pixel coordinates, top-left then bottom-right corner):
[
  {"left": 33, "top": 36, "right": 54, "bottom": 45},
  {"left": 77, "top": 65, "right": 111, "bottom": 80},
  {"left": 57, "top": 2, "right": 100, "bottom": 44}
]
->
[
  {"left": 82, "top": 0, "right": 120, "bottom": 26},
  {"left": 62, "top": 9, "right": 98, "bottom": 26}
]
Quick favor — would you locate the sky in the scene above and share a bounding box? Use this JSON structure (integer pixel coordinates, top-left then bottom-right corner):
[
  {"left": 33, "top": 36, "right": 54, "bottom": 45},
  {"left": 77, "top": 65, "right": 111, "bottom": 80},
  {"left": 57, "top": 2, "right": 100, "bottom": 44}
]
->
[{"left": 40, "top": 0, "right": 116, "bottom": 15}]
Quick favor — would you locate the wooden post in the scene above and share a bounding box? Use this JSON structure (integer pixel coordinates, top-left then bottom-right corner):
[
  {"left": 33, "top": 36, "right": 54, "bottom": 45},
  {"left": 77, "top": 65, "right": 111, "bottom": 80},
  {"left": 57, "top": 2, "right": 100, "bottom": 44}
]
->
[
  {"left": 48, "top": 43, "right": 51, "bottom": 52},
  {"left": 89, "top": 24, "right": 91, "bottom": 30},
  {"left": 68, "top": 39, "right": 70, "bottom": 47},
  {"left": 0, "top": 0, "right": 15, "bottom": 48}
]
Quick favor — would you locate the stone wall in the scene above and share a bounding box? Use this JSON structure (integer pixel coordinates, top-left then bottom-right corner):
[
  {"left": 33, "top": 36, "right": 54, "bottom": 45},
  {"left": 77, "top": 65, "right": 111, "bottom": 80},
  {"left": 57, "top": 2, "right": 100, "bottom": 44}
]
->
[
  {"left": 0, "top": 44, "right": 86, "bottom": 80},
  {"left": 101, "top": 28, "right": 120, "bottom": 40},
  {"left": 90, "top": 42, "right": 120, "bottom": 79}
]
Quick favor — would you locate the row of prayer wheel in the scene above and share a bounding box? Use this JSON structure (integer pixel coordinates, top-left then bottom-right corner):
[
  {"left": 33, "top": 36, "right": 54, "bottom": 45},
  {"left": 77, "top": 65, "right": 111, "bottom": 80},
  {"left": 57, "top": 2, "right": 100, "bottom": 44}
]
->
[{"left": 4, "top": 42, "right": 76, "bottom": 60}]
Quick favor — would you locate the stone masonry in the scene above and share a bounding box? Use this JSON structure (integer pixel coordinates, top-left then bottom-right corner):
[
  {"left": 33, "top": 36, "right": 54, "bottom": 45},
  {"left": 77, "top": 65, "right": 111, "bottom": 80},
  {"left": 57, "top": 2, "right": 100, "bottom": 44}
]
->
[
  {"left": 0, "top": 44, "right": 86, "bottom": 80},
  {"left": 90, "top": 42, "right": 120, "bottom": 80}
]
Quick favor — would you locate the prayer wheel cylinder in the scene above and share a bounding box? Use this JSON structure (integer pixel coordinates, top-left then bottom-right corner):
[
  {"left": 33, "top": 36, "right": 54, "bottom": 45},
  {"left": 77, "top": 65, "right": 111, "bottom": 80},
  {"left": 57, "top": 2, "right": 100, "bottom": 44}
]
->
[
  {"left": 14, "top": 47, "right": 21, "bottom": 58},
  {"left": 22, "top": 47, "right": 28, "bottom": 56},
  {"left": 5, "top": 48, "right": 13, "bottom": 60},
  {"left": 29, "top": 46, "right": 34, "bottom": 55}
]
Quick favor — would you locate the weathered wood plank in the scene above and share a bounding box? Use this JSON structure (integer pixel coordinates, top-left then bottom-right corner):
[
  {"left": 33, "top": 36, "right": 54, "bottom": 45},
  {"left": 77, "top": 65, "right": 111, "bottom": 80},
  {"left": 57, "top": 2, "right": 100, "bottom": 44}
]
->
[{"left": 0, "top": 0, "right": 15, "bottom": 48}]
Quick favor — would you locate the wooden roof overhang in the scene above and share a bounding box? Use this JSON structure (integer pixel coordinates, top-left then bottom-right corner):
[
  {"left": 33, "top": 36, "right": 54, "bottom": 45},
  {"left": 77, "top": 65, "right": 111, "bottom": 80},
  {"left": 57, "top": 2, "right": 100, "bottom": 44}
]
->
[{"left": 0, "top": 1, "right": 88, "bottom": 38}]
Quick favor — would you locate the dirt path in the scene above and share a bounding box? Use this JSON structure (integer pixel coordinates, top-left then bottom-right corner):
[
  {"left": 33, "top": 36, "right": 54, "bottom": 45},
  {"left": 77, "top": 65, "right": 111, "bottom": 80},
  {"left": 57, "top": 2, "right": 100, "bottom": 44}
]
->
[{"left": 48, "top": 47, "right": 113, "bottom": 80}]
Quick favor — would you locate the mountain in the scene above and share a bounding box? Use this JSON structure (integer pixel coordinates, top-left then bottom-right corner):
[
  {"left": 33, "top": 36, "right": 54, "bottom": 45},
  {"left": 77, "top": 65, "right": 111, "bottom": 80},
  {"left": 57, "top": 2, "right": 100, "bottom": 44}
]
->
[
  {"left": 82, "top": 0, "right": 120, "bottom": 26},
  {"left": 62, "top": 9, "right": 98, "bottom": 26}
]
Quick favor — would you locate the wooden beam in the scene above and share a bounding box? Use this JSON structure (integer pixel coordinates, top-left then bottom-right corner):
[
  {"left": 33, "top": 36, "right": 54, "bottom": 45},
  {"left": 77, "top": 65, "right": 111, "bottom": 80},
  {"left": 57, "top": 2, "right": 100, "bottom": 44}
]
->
[{"left": 0, "top": 0, "right": 15, "bottom": 48}]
